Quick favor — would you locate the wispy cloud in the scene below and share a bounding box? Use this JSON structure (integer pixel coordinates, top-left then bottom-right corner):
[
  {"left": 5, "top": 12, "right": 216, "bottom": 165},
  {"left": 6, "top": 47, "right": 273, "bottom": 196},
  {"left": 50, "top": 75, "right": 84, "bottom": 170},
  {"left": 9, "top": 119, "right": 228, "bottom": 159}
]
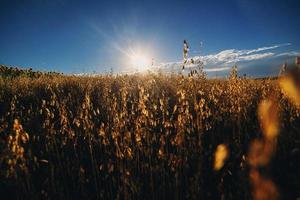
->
[
  {"left": 242, "top": 43, "right": 290, "bottom": 55},
  {"left": 227, "top": 52, "right": 275, "bottom": 63},
  {"left": 204, "top": 66, "right": 231, "bottom": 72},
  {"left": 191, "top": 43, "right": 290, "bottom": 66},
  {"left": 155, "top": 43, "right": 291, "bottom": 72},
  {"left": 274, "top": 51, "right": 300, "bottom": 57}
]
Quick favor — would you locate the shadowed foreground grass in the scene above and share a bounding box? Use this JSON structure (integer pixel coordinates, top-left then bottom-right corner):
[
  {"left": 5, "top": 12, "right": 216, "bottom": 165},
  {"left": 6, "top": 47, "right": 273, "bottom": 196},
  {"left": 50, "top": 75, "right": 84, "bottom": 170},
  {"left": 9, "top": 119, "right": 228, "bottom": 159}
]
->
[{"left": 0, "top": 73, "right": 299, "bottom": 199}]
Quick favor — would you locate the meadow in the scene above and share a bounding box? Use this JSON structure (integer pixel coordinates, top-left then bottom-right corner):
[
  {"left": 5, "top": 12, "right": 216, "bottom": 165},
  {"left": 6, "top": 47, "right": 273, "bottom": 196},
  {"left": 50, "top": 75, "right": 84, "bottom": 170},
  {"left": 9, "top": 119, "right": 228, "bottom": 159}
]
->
[{"left": 0, "top": 65, "right": 299, "bottom": 199}]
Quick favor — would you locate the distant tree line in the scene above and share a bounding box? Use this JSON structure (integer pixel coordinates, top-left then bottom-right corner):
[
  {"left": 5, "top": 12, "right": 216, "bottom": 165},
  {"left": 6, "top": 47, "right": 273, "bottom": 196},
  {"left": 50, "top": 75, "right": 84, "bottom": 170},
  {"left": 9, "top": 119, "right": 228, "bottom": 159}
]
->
[{"left": 0, "top": 65, "right": 62, "bottom": 79}]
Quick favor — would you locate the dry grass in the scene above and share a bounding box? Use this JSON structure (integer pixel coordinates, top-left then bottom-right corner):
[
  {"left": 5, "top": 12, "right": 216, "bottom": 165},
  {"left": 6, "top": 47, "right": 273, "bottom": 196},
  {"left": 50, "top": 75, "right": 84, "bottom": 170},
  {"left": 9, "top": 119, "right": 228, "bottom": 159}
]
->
[{"left": 0, "top": 71, "right": 299, "bottom": 199}]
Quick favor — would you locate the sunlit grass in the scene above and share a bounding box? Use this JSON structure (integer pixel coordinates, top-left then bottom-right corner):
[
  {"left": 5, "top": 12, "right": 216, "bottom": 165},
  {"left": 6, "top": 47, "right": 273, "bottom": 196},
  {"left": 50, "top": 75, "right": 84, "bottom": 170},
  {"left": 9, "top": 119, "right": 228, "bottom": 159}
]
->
[{"left": 0, "top": 63, "right": 299, "bottom": 199}]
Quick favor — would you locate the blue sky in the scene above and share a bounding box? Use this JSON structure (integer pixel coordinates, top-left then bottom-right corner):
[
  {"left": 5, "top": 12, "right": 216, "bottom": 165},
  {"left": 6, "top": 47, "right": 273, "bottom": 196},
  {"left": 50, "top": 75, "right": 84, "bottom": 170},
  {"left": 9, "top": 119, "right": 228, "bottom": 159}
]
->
[{"left": 0, "top": 0, "right": 300, "bottom": 76}]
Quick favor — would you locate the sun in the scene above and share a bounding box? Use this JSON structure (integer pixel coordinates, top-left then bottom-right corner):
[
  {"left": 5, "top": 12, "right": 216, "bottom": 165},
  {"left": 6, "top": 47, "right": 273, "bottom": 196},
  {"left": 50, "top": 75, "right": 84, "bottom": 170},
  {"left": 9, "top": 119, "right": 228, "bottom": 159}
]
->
[{"left": 128, "top": 50, "right": 152, "bottom": 72}]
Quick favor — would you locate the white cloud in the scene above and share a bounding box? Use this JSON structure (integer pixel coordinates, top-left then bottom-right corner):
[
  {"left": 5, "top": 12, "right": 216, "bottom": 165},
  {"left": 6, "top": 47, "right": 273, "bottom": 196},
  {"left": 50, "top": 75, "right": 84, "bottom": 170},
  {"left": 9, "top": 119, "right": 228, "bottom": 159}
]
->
[
  {"left": 227, "top": 52, "right": 274, "bottom": 63},
  {"left": 204, "top": 66, "right": 231, "bottom": 72},
  {"left": 155, "top": 43, "right": 291, "bottom": 72},
  {"left": 242, "top": 43, "right": 290, "bottom": 55},
  {"left": 274, "top": 51, "right": 300, "bottom": 57}
]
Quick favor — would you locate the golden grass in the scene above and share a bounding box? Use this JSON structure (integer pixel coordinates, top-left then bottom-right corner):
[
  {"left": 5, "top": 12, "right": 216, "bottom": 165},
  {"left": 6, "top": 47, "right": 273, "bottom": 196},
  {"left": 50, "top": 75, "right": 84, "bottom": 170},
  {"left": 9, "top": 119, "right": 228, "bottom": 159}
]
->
[{"left": 0, "top": 72, "right": 299, "bottom": 199}]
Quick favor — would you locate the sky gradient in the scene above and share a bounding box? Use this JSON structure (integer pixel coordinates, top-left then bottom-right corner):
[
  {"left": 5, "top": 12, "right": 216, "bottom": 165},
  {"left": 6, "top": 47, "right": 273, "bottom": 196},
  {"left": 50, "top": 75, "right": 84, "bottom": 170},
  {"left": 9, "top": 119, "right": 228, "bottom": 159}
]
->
[{"left": 0, "top": 0, "right": 300, "bottom": 76}]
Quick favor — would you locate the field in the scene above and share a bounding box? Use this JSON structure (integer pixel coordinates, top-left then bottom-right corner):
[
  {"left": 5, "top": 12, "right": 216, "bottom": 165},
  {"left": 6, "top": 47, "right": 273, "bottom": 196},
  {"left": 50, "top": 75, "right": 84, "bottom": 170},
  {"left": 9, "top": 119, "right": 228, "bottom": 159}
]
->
[{"left": 0, "top": 66, "right": 300, "bottom": 200}]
